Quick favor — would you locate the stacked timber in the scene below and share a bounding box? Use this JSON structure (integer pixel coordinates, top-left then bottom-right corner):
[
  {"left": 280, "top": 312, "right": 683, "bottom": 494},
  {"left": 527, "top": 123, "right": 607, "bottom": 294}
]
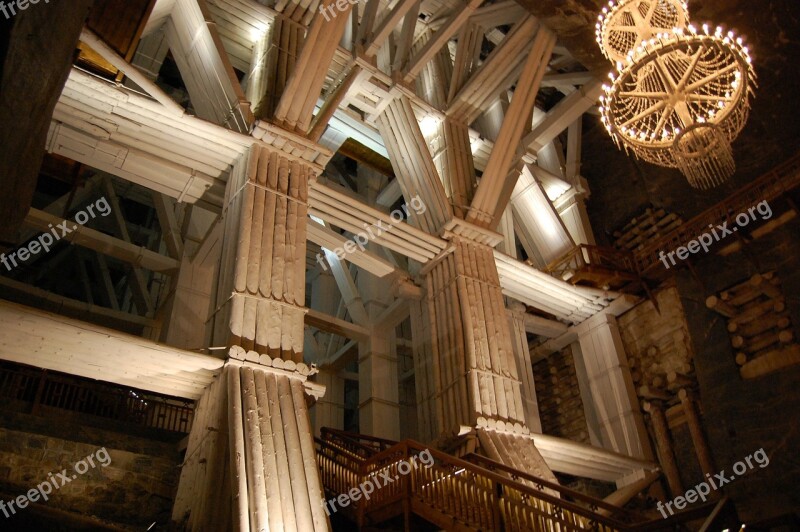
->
[
  {"left": 617, "top": 286, "right": 697, "bottom": 408},
  {"left": 532, "top": 346, "right": 589, "bottom": 443},
  {"left": 707, "top": 272, "right": 799, "bottom": 379},
  {"left": 631, "top": 343, "right": 693, "bottom": 407},
  {"left": 613, "top": 206, "right": 683, "bottom": 253}
]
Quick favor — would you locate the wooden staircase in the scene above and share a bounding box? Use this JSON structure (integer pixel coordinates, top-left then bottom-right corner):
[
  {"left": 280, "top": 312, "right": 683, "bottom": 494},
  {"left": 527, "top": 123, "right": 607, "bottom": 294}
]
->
[{"left": 315, "top": 428, "right": 734, "bottom": 531}]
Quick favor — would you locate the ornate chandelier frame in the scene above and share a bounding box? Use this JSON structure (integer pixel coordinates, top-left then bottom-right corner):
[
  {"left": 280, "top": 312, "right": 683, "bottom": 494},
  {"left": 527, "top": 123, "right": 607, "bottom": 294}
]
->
[{"left": 594, "top": 1, "right": 757, "bottom": 188}]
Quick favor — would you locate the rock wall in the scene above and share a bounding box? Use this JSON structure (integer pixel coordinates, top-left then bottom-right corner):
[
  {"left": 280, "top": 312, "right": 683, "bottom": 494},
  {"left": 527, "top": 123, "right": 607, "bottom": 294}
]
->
[
  {"left": 0, "top": 409, "right": 182, "bottom": 528},
  {"left": 532, "top": 345, "right": 589, "bottom": 443}
]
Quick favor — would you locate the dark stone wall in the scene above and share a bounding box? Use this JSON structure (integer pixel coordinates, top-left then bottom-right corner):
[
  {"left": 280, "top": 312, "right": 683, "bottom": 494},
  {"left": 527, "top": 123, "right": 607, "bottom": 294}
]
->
[
  {"left": 674, "top": 208, "right": 800, "bottom": 524},
  {"left": 0, "top": 0, "right": 94, "bottom": 243},
  {"left": 0, "top": 409, "right": 182, "bottom": 528}
]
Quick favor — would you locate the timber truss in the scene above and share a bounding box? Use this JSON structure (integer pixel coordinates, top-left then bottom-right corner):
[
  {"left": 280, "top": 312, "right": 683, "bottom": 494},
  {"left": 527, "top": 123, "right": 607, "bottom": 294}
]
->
[{"left": 3, "top": 0, "right": 642, "bottom": 436}]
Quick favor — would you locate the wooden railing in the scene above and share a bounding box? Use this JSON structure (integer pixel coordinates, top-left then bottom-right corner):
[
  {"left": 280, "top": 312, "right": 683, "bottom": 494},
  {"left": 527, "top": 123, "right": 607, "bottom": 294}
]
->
[
  {"left": 320, "top": 427, "right": 397, "bottom": 458},
  {"left": 315, "top": 431, "right": 721, "bottom": 531},
  {"left": 0, "top": 363, "right": 194, "bottom": 433},
  {"left": 635, "top": 151, "right": 800, "bottom": 273}
]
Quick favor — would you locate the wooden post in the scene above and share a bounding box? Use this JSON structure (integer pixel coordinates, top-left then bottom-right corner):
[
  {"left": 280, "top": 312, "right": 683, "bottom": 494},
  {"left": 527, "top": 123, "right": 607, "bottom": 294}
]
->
[
  {"left": 643, "top": 401, "right": 683, "bottom": 497},
  {"left": 705, "top": 296, "right": 737, "bottom": 318},
  {"left": 679, "top": 389, "right": 717, "bottom": 489}
]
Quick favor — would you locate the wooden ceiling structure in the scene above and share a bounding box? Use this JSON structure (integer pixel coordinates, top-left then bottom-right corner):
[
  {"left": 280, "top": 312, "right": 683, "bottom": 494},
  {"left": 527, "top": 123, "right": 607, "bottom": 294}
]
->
[
  {"left": 41, "top": 0, "right": 632, "bottom": 330},
  {"left": 0, "top": 1, "right": 666, "bottom": 519}
]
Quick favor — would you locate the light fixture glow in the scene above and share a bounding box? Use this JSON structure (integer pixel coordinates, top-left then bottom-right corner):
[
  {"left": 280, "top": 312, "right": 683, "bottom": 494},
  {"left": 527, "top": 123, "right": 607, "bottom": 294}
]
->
[{"left": 596, "top": 0, "right": 757, "bottom": 188}]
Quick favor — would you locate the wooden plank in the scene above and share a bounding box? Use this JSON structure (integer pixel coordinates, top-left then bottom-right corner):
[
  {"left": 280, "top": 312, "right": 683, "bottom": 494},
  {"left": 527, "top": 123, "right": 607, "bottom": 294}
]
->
[{"left": 0, "top": 299, "right": 223, "bottom": 399}]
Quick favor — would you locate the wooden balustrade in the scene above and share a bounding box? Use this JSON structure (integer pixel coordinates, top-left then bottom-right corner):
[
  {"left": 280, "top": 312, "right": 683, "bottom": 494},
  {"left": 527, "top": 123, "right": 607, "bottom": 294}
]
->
[
  {"left": 635, "top": 151, "right": 800, "bottom": 274},
  {"left": 315, "top": 429, "right": 730, "bottom": 530},
  {"left": 544, "top": 244, "right": 639, "bottom": 289},
  {"left": 0, "top": 362, "right": 194, "bottom": 433}
]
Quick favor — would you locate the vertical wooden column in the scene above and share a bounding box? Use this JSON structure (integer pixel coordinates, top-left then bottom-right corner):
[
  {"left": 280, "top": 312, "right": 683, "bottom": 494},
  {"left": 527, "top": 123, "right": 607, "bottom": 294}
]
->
[
  {"left": 679, "top": 389, "right": 717, "bottom": 480},
  {"left": 314, "top": 369, "right": 345, "bottom": 437},
  {"left": 410, "top": 297, "right": 439, "bottom": 443},
  {"left": 642, "top": 400, "right": 684, "bottom": 498},
  {"left": 174, "top": 137, "right": 328, "bottom": 529},
  {"left": 508, "top": 302, "right": 543, "bottom": 433},
  {"left": 310, "top": 270, "right": 345, "bottom": 436},
  {"left": 420, "top": 236, "right": 554, "bottom": 480},
  {"left": 575, "top": 313, "right": 654, "bottom": 460},
  {"left": 356, "top": 175, "right": 401, "bottom": 440},
  {"left": 174, "top": 362, "right": 330, "bottom": 531},
  {"left": 422, "top": 237, "right": 526, "bottom": 433},
  {"left": 358, "top": 331, "right": 401, "bottom": 440},
  {"left": 211, "top": 143, "right": 310, "bottom": 363}
]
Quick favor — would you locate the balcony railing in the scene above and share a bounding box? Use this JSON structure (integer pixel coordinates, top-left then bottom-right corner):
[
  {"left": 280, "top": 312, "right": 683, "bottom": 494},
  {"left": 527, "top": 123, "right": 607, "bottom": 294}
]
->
[
  {"left": 0, "top": 363, "right": 194, "bottom": 434},
  {"left": 634, "top": 151, "right": 800, "bottom": 274},
  {"left": 544, "top": 244, "right": 639, "bottom": 289}
]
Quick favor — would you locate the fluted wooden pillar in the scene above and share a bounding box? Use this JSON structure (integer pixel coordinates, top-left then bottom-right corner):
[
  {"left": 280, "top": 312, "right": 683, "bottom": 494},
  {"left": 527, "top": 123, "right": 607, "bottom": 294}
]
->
[
  {"left": 174, "top": 362, "right": 329, "bottom": 531},
  {"left": 422, "top": 237, "right": 526, "bottom": 433},
  {"left": 509, "top": 302, "right": 542, "bottom": 433},
  {"left": 175, "top": 140, "right": 329, "bottom": 530},
  {"left": 210, "top": 144, "right": 310, "bottom": 362}
]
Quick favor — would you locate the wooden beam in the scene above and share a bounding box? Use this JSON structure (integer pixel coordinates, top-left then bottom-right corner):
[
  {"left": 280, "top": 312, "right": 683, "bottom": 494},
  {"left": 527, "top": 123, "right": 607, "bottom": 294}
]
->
[
  {"left": 305, "top": 308, "right": 370, "bottom": 342},
  {"left": 23, "top": 208, "right": 180, "bottom": 273},
  {"left": 102, "top": 177, "right": 154, "bottom": 315},
  {"left": 324, "top": 339, "right": 358, "bottom": 370},
  {"left": 447, "top": 16, "right": 539, "bottom": 125},
  {"left": 273, "top": 0, "right": 354, "bottom": 132},
  {"left": 306, "top": 218, "right": 399, "bottom": 277},
  {"left": 523, "top": 312, "right": 568, "bottom": 338},
  {"left": 166, "top": 0, "right": 254, "bottom": 132},
  {"left": 540, "top": 71, "right": 595, "bottom": 88},
  {"left": 152, "top": 191, "right": 185, "bottom": 259},
  {"left": 325, "top": 249, "right": 369, "bottom": 326},
  {"left": 391, "top": 1, "right": 420, "bottom": 73},
  {"left": 308, "top": 64, "right": 363, "bottom": 142},
  {"left": 375, "top": 97, "right": 453, "bottom": 234},
  {"left": 0, "top": 299, "right": 223, "bottom": 399},
  {"left": 364, "top": 0, "right": 419, "bottom": 57},
  {"left": 521, "top": 80, "right": 603, "bottom": 153},
  {"left": 466, "top": 27, "right": 556, "bottom": 228},
  {"left": 0, "top": 275, "right": 154, "bottom": 331},
  {"left": 402, "top": 0, "right": 483, "bottom": 83},
  {"left": 79, "top": 27, "right": 185, "bottom": 116}
]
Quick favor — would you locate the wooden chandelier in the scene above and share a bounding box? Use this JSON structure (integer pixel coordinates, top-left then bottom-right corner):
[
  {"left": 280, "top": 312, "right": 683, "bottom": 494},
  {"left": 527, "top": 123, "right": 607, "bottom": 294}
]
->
[{"left": 596, "top": 1, "right": 756, "bottom": 188}]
